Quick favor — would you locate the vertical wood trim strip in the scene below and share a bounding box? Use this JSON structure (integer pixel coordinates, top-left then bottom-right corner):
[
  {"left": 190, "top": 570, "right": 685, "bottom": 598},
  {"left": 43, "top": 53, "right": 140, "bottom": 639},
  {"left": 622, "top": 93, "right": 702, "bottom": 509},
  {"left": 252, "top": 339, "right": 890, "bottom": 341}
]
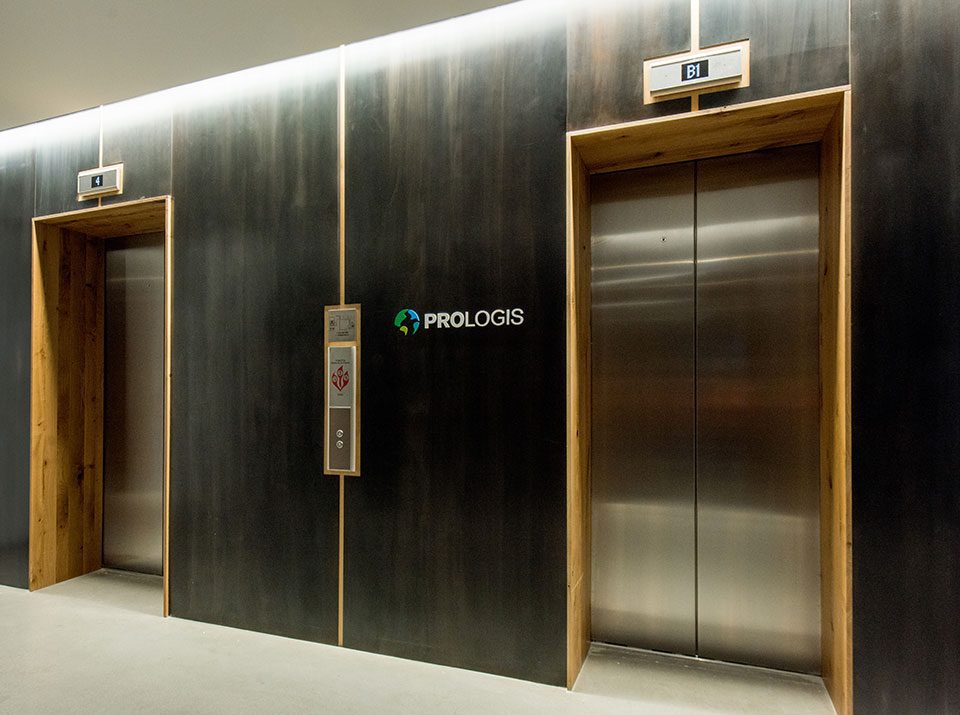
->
[
  {"left": 337, "top": 44, "right": 347, "bottom": 648},
  {"left": 818, "top": 92, "right": 852, "bottom": 715},
  {"left": 690, "top": 0, "right": 701, "bottom": 111},
  {"left": 81, "top": 236, "right": 104, "bottom": 576},
  {"left": 30, "top": 222, "right": 58, "bottom": 590},
  {"left": 338, "top": 476, "right": 345, "bottom": 646},
  {"left": 566, "top": 137, "right": 592, "bottom": 688},
  {"left": 690, "top": 0, "right": 700, "bottom": 52},
  {"left": 58, "top": 231, "right": 79, "bottom": 581},
  {"left": 163, "top": 196, "right": 174, "bottom": 617},
  {"left": 98, "top": 106, "right": 104, "bottom": 169},
  {"left": 565, "top": 137, "right": 579, "bottom": 688},
  {"left": 835, "top": 90, "right": 853, "bottom": 715},
  {"left": 98, "top": 106, "right": 104, "bottom": 208},
  {"left": 338, "top": 46, "right": 347, "bottom": 307}
]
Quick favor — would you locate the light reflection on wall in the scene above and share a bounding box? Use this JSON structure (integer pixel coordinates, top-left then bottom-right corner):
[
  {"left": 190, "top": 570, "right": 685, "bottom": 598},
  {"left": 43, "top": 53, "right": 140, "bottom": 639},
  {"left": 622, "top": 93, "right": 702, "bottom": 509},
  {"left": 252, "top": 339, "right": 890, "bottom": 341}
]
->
[
  {"left": 0, "top": 0, "right": 578, "bottom": 154},
  {"left": 347, "top": 0, "right": 565, "bottom": 69}
]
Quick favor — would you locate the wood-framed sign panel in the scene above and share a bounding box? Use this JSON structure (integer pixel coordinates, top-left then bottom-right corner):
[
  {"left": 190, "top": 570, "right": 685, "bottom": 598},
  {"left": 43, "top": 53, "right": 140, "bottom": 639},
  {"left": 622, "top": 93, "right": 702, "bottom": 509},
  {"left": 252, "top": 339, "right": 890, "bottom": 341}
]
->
[
  {"left": 29, "top": 196, "right": 174, "bottom": 617},
  {"left": 565, "top": 87, "right": 853, "bottom": 715},
  {"left": 323, "top": 303, "right": 361, "bottom": 478}
]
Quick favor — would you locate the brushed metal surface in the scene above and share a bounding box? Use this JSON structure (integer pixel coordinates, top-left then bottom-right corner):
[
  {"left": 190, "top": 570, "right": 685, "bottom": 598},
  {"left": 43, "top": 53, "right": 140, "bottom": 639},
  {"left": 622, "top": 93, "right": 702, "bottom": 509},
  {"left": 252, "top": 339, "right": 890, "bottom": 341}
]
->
[
  {"left": 101, "top": 100, "right": 173, "bottom": 205},
  {"left": 698, "top": 0, "right": 849, "bottom": 110},
  {"left": 344, "top": 15, "right": 568, "bottom": 685},
  {"left": 567, "top": 0, "right": 691, "bottom": 129},
  {"left": 33, "top": 108, "right": 100, "bottom": 216},
  {"left": 103, "top": 234, "right": 165, "bottom": 575},
  {"left": 695, "top": 145, "right": 821, "bottom": 673},
  {"left": 852, "top": 0, "right": 960, "bottom": 710},
  {"left": 0, "top": 145, "right": 34, "bottom": 588},
  {"left": 169, "top": 49, "right": 341, "bottom": 644},
  {"left": 590, "top": 163, "right": 696, "bottom": 654}
]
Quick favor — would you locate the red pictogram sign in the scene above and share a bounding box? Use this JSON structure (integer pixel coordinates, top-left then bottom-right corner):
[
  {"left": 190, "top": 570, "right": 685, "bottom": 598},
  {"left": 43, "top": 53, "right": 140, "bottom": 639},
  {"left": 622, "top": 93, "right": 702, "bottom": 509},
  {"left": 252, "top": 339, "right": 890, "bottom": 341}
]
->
[{"left": 332, "top": 366, "right": 350, "bottom": 392}]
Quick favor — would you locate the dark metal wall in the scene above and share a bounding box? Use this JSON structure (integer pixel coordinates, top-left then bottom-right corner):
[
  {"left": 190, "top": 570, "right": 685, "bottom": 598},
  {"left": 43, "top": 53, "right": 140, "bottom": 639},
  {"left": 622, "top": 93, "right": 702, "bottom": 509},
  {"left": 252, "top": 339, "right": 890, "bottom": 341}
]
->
[
  {"left": 567, "top": 0, "right": 849, "bottom": 128},
  {"left": 567, "top": 0, "right": 691, "bottom": 128},
  {"left": 851, "top": 1, "right": 960, "bottom": 712},
  {"left": 169, "top": 51, "right": 342, "bottom": 642},
  {"left": 0, "top": 0, "right": 956, "bottom": 708},
  {"left": 101, "top": 101, "right": 173, "bottom": 204},
  {"left": 343, "top": 9, "right": 568, "bottom": 684},
  {"left": 697, "top": 0, "right": 849, "bottom": 109},
  {"left": 0, "top": 144, "right": 34, "bottom": 589},
  {"left": 34, "top": 111, "right": 100, "bottom": 217}
]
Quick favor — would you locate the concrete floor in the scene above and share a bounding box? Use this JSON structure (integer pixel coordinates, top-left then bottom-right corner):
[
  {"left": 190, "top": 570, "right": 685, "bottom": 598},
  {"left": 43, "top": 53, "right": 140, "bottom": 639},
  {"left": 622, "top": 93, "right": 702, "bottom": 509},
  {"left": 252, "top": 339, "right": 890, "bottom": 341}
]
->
[
  {"left": 0, "top": 571, "right": 835, "bottom": 714},
  {"left": 576, "top": 644, "right": 835, "bottom": 714}
]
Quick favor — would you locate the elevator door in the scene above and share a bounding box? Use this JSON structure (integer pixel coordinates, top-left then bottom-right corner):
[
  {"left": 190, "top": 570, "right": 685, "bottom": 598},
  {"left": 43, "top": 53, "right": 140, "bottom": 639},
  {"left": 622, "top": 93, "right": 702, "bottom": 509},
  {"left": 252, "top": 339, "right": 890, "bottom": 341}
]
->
[
  {"left": 590, "top": 145, "right": 821, "bottom": 674},
  {"left": 103, "top": 234, "right": 165, "bottom": 575}
]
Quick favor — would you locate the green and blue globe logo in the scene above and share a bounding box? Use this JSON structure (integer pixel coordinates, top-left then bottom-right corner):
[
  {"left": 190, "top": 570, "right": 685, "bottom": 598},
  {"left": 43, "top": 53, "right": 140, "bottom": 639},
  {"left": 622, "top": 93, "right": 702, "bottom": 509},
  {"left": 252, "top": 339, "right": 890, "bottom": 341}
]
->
[{"left": 394, "top": 308, "right": 421, "bottom": 335}]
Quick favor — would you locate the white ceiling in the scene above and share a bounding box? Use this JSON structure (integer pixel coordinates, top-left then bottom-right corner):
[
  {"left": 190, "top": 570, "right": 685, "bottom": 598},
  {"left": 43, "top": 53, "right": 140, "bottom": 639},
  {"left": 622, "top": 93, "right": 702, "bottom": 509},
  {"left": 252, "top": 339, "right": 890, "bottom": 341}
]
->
[{"left": 0, "top": 0, "right": 512, "bottom": 130}]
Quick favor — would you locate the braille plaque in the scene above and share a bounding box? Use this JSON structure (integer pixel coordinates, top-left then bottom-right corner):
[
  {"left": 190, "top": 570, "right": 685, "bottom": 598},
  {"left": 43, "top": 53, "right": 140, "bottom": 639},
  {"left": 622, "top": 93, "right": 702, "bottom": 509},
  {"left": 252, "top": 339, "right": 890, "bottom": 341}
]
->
[{"left": 326, "top": 308, "right": 358, "bottom": 343}]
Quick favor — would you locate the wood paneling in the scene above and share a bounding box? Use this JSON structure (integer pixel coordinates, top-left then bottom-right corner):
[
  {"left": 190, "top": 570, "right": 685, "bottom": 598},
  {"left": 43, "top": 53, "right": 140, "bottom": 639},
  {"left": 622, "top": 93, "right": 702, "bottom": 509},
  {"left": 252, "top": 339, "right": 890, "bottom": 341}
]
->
[
  {"left": 37, "top": 197, "right": 167, "bottom": 237},
  {"left": 819, "top": 92, "right": 853, "bottom": 715},
  {"left": 30, "top": 199, "right": 173, "bottom": 593},
  {"left": 565, "top": 141, "right": 591, "bottom": 688},
  {"left": 30, "top": 224, "right": 105, "bottom": 589},
  {"left": 851, "top": 1, "right": 960, "bottom": 711},
  {"left": 163, "top": 198, "right": 174, "bottom": 617},
  {"left": 0, "top": 146, "right": 34, "bottom": 588},
  {"left": 570, "top": 86, "right": 849, "bottom": 175},
  {"left": 567, "top": 88, "right": 852, "bottom": 702},
  {"left": 343, "top": 15, "right": 568, "bottom": 685}
]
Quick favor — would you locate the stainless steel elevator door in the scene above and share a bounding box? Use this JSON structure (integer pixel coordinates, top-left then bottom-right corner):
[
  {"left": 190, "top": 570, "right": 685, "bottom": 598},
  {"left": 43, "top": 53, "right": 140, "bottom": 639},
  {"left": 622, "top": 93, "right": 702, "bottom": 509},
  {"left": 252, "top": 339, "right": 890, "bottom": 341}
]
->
[
  {"left": 589, "top": 145, "right": 821, "bottom": 674},
  {"left": 590, "top": 163, "right": 697, "bottom": 654},
  {"left": 696, "top": 146, "right": 821, "bottom": 673},
  {"left": 103, "top": 234, "right": 164, "bottom": 575}
]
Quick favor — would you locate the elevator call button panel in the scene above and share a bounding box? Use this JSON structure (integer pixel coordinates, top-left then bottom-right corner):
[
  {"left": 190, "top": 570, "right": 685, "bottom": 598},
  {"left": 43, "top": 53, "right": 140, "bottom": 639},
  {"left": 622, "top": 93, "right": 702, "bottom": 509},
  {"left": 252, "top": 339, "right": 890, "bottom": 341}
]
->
[{"left": 324, "top": 305, "right": 360, "bottom": 476}]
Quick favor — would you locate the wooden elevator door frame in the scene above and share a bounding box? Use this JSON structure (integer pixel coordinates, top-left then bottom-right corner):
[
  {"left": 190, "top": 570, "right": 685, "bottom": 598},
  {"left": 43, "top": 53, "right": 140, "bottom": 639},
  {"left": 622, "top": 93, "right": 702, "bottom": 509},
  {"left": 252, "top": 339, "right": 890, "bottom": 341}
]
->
[
  {"left": 565, "top": 87, "right": 852, "bottom": 715},
  {"left": 29, "top": 196, "right": 174, "bottom": 616}
]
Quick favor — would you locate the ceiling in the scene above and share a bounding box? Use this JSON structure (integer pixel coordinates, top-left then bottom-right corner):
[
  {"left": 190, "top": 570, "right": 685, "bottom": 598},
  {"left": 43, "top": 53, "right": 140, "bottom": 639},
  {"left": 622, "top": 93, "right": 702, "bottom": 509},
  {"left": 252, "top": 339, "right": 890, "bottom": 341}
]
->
[{"left": 0, "top": 0, "right": 511, "bottom": 130}]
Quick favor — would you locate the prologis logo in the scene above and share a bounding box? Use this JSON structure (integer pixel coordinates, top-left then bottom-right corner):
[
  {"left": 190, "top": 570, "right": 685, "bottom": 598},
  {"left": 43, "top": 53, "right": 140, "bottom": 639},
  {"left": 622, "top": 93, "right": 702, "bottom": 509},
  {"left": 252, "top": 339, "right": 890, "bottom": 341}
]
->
[
  {"left": 393, "top": 307, "right": 525, "bottom": 334},
  {"left": 394, "top": 309, "right": 421, "bottom": 335}
]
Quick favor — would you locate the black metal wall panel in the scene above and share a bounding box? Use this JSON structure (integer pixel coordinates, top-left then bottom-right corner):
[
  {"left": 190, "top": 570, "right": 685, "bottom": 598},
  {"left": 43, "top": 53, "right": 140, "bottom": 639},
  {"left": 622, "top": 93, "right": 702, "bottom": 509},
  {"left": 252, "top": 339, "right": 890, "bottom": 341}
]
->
[
  {"left": 0, "top": 142, "right": 34, "bottom": 588},
  {"left": 169, "top": 51, "right": 341, "bottom": 643},
  {"left": 567, "top": 0, "right": 691, "bottom": 129},
  {"left": 343, "top": 9, "right": 568, "bottom": 685},
  {"left": 851, "top": 1, "right": 960, "bottom": 712},
  {"left": 101, "top": 100, "right": 173, "bottom": 204},
  {"left": 698, "top": 0, "right": 849, "bottom": 109},
  {"left": 33, "top": 110, "right": 100, "bottom": 217}
]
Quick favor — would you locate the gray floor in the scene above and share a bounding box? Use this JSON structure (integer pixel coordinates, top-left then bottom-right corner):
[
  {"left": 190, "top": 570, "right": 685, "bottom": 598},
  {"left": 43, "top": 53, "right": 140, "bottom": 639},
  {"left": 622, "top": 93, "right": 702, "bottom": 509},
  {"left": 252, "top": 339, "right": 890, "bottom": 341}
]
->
[
  {"left": 0, "top": 571, "right": 835, "bottom": 714},
  {"left": 576, "top": 643, "right": 835, "bottom": 715}
]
